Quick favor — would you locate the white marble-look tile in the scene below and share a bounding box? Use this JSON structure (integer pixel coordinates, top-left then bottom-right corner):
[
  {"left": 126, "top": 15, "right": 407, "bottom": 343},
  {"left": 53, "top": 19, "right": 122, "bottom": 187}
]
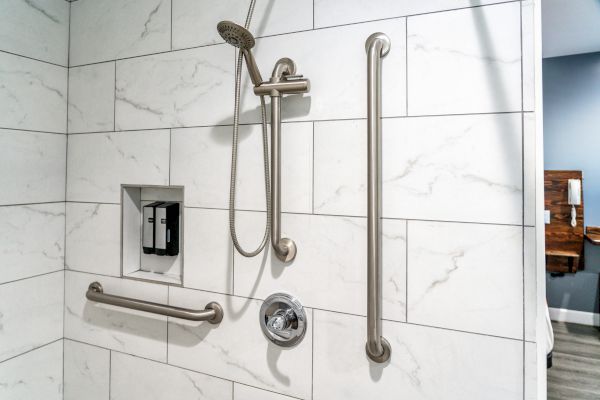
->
[
  {"left": 407, "top": 2, "right": 522, "bottom": 115},
  {"left": 524, "top": 227, "right": 536, "bottom": 342},
  {"left": 0, "top": 53, "right": 67, "bottom": 132},
  {"left": 168, "top": 288, "right": 312, "bottom": 398},
  {"left": 522, "top": 0, "right": 535, "bottom": 112},
  {"left": 111, "top": 352, "right": 232, "bottom": 400},
  {"left": 407, "top": 221, "right": 523, "bottom": 339},
  {"left": 66, "top": 203, "right": 120, "bottom": 276},
  {"left": 314, "top": 0, "right": 511, "bottom": 28},
  {"left": 184, "top": 208, "right": 232, "bottom": 293},
  {"left": 171, "top": 122, "right": 312, "bottom": 212},
  {"left": 172, "top": 0, "right": 313, "bottom": 50},
  {"left": 524, "top": 112, "right": 536, "bottom": 227},
  {"left": 115, "top": 44, "right": 234, "bottom": 130},
  {"left": 0, "top": 203, "right": 65, "bottom": 284},
  {"left": 0, "top": 272, "right": 64, "bottom": 362},
  {"left": 234, "top": 212, "right": 406, "bottom": 321},
  {"left": 68, "top": 62, "right": 116, "bottom": 133},
  {"left": 69, "top": 0, "right": 171, "bottom": 66},
  {"left": 314, "top": 119, "right": 366, "bottom": 216},
  {"left": 234, "top": 384, "right": 298, "bottom": 400},
  {"left": 63, "top": 340, "right": 110, "bottom": 400},
  {"left": 313, "top": 310, "right": 523, "bottom": 400},
  {"left": 0, "top": 341, "right": 63, "bottom": 400},
  {"left": 315, "top": 115, "right": 523, "bottom": 224},
  {"left": 524, "top": 341, "right": 537, "bottom": 400},
  {"left": 64, "top": 271, "right": 168, "bottom": 362},
  {"left": 67, "top": 130, "right": 170, "bottom": 203},
  {"left": 0, "top": 130, "right": 66, "bottom": 205},
  {"left": 240, "top": 18, "right": 406, "bottom": 124},
  {"left": 383, "top": 114, "right": 523, "bottom": 224},
  {"left": 0, "top": 0, "right": 69, "bottom": 65}
]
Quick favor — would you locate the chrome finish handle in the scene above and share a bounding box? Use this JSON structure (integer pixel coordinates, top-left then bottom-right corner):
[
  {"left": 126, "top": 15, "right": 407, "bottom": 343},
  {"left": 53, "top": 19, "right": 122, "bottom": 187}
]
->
[
  {"left": 260, "top": 293, "right": 306, "bottom": 347},
  {"left": 365, "top": 32, "right": 391, "bottom": 364},
  {"left": 85, "top": 282, "right": 224, "bottom": 324}
]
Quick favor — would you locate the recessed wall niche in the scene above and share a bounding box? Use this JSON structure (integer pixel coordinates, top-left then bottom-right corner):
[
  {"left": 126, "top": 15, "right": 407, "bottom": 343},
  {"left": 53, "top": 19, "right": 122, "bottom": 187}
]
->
[{"left": 121, "top": 185, "right": 184, "bottom": 285}]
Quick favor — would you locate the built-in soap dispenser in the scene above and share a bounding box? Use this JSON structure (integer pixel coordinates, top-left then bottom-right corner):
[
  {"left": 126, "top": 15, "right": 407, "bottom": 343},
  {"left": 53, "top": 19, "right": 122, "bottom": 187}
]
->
[
  {"left": 121, "top": 185, "right": 184, "bottom": 285},
  {"left": 142, "top": 202, "right": 163, "bottom": 254},
  {"left": 154, "top": 202, "right": 180, "bottom": 256}
]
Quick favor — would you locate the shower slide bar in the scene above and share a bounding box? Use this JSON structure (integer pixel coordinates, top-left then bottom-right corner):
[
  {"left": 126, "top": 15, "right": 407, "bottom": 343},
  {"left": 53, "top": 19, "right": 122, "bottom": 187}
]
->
[
  {"left": 86, "top": 282, "right": 224, "bottom": 324},
  {"left": 365, "top": 32, "right": 391, "bottom": 363}
]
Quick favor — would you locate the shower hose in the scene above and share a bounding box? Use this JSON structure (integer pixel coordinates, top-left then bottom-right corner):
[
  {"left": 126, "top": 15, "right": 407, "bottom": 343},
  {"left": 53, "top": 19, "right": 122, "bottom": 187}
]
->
[{"left": 228, "top": 0, "right": 271, "bottom": 257}]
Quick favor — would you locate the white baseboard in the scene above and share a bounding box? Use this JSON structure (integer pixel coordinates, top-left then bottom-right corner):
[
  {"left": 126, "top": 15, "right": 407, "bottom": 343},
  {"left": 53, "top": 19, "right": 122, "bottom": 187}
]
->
[{"left": 549, "top": 307, "right": 600, "bottom": 327}]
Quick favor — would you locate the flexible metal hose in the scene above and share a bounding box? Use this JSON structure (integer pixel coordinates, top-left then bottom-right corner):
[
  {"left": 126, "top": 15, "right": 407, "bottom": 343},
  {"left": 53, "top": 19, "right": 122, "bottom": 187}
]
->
[{"left": 228, "top": 0, "right": 271, "bottom": 257}]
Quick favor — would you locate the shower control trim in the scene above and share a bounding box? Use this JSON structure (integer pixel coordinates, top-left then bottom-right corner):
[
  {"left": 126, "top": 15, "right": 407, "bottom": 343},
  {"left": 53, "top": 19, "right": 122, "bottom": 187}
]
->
[{"left": 260, "top": 293, "right": 307, "bottom": 347}]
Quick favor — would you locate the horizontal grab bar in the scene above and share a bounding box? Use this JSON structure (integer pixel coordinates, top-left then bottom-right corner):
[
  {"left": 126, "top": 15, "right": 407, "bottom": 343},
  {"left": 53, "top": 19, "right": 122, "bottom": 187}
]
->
[{"left": 86, "top": 282, "right": 224, "bottom": 324}]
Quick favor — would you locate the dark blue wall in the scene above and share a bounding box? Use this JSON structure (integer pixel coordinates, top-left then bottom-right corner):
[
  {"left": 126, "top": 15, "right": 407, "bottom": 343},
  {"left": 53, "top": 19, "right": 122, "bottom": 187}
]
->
[{"left": 544, "top": 52, "right": 600, "bottom": 314}]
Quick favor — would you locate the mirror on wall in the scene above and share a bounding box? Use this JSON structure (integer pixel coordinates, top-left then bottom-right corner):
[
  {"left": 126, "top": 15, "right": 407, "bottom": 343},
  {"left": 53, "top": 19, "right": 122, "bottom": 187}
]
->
[{"left": 542, "top": 1, "right": 600, "bottom": 398}]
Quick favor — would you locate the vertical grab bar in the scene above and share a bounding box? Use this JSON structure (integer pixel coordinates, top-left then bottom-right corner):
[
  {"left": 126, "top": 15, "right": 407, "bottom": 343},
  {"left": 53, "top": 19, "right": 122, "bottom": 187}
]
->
[{"left": 365, "top": 32, "right": 391, "bottom": 363}]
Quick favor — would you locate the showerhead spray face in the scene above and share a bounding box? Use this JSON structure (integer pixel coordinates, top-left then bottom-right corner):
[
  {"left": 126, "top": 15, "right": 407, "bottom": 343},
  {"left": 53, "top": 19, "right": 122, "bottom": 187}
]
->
[
  {"left": 217, "top": 21, "right": 256, "bottom": 49},
  {"left": 217, "top": 20, "right": 263, "bottom": 86}
]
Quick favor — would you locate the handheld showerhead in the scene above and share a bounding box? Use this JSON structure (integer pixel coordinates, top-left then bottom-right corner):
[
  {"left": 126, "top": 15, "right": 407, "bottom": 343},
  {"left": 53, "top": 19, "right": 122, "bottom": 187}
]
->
[{"left": 217, "top": 21, "right": 263, "bottom": 86}]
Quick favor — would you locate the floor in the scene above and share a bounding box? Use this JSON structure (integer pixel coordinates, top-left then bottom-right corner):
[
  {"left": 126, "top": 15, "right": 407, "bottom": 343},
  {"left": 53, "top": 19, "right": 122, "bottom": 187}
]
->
[{"left": 548, "top": 321, "right": 600, "bottom": 400}]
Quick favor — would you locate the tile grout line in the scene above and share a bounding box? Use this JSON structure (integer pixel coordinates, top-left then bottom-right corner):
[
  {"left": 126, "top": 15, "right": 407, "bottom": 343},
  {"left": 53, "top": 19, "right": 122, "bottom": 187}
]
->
[
  {"left": 519, "top": 4, "right": 527, "bottom": 399},
  {"left": 57, "top": 110, "right": 529, "bottom": 136},
  {"left": 64, "top": 2, "right": 72, "bottom": 392},
  {"left": 311, "top": 309, "right": 315, "bottom": 400},
  {"left": 0, "top": 338, "right": 63, "bottom": 365},
  {"left": 0, "top": 269, "right": 65, "bottom": 288},
  {"left": 405, "top": 221, "right": 409, "bottom": 322}
]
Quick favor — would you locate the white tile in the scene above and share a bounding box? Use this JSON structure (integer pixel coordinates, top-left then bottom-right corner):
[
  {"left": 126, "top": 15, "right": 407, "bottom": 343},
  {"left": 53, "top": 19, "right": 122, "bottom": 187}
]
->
[
  {"left": 115, "top": 44, "right": 234, "bottom": 130},
  {"left": 67, "top": 130, "right": 170, "bottom": 203},
  {"left": 0, "top": 53, "right": 67, "bottom": 132},
  {"left": 171, "top": 123, "right": 312, "bottom": 213},
  {"left": 524, "top": 227, "right": 536, "bottom": 342},
  {"left": 314, "top": 0, "right": 511, "bottom": 28},
  {"left": 524, "top": 112, "right": 536, "bottom": 227},
  {"left": 68, "top": 62, "right": 116, "bottom": 133},
  {"left": 383, "top": 114, "right": 523, "bottom": 225},
  {"left": 184, "top": 208, "right": 232, "bottom": 293},
  {"left": 0, "top": 130, "right": 66, "bottom": 205},
  {"left": 234, "top": 384, "right": 297, "bottom": 400},
  {"left": 407, "top": 3, "right": 522, "bottom": 115},
  {"left": 313, "top": 310, "right": 523, "bottom": 400},
  {"left": 240, "top": 18, "right": 407, "bottom": 124},
  {"left": 0, "top": 272, "right": 64, "bottom": 362},
  {"left": 66, "top": 203, "right": 120, "bottom": 277},
  {"left": 69, "top": 0, "right": 171, "bottom": 66},
  {"left": 0, "top": 341, "right": 63, "bottom": 400},
  {"left": 234, "top": 213, "right": 406, "bottom": 321},
  {"left": 524, "top": 341, "right": 537, "bottom": 400},
  {"left": 172, "top": 0, "right": 313, "bottom": 50},
  {"left": 64, "top": 340, "right": 110, "bottom": 400},
  {"left": 315, "top": 115, "right": 523, "bottom": 224},
  {"left": 314, "top": 119, "right": 366, "bottom": 216},
  {"left": 0, "top": 203, "right": 64, "bottom": 284},
  {"left": 64, "top": 271, "right": 168, "bottom": 362},
  {"left": 111, "top": 352, "right": 232, "bottom": 400},
  {"left": 407, "top": 221, "right": 523, "bottom": 339},
  {"left": 522, "top": 0, "right": 535, "bottom": 112},
  {"left": 168, "top": 288, "right": 312, "bottom": 398},
  {"left": 0, "top": 0, "right": 69, "bottom": 65}
]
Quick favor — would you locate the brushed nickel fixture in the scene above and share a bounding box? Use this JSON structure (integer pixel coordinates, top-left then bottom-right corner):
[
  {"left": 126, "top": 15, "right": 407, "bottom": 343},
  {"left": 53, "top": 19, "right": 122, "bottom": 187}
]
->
[
  {"left": 260, "top": 293, "right": 307, "bottom": 347},
  {"left": 86, "top": 282, "right": 223, "bottom": 324},
  {"left": 218, "top": 14, "right": 310, "bottom": 263},
  {"left": 365, "top": 32, "right": 392, "bottom": 363}
]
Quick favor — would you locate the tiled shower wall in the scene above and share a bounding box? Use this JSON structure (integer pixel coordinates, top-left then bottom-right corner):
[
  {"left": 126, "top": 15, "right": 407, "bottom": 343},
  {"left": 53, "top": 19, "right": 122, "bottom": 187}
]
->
[
  {"left": 62, "top": 0, "right": 540, "bottom": 399},
  {"left": 0, "top": 0, "right": 69, "bottom": 398}
]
